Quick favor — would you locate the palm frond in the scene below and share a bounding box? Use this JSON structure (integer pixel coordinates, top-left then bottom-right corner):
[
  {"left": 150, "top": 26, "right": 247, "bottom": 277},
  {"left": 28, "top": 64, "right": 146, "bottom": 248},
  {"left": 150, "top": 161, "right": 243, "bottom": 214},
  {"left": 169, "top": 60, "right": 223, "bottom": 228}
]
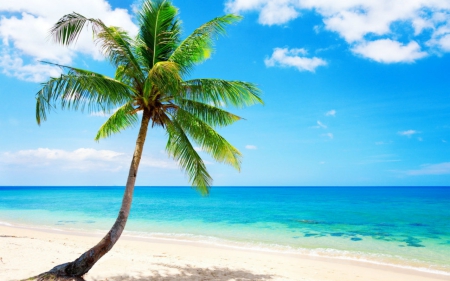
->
[
  {"left": 179, "top": 99, "right": 242, "bottom": 127},
  {"left": 144, "top": 61, "right": 182, "bottom": 101},
  {"left": 96, "top": 25, "right": 144, "bottom": 84},
  {"left": 50, "top": 12, "right": 96, "bottom": 46},
  {"left": 36, "top": 64, "right": 134, "bottom": 124},
  {"left": 166, "top": 119, "right": 212, "bottom": 194},
  {"left": 115, "top": 65, "right": 134, "bottom": 86},
  {"left": 50, "top": 13, "right": 143, "bottom": 84},
  {"left": 136, "top": 0, "right": 181, "bottom": 71},
  {"left": 174, "top": 108, "right": 242, "bottom": 170},
  {"left": 170, "top": 14, "right": 242, "bottom": 75},
  {"left": 95, "top": 102, "right": 139, "bottom": 140},
  {"left": 51, "top": 12, "right": 144, "bottom": 85},
  {"left": 183, "top": 79, "right": 263, "bottom": 108}
]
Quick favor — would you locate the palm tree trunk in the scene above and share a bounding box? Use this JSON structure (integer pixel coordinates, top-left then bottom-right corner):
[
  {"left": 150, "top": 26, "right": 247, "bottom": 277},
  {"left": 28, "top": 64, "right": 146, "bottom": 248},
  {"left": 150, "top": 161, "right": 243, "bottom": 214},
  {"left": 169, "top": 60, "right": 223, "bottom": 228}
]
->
[{"left": 44, "top": 109, "right": 152, "bottom": 277}]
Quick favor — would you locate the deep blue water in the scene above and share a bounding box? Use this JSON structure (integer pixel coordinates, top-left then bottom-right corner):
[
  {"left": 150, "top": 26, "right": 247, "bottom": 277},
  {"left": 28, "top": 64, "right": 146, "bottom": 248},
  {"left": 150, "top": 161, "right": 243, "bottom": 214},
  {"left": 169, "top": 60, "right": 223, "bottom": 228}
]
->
[{"left": 1, "top": 186, "right": 449, "bottom": 273}]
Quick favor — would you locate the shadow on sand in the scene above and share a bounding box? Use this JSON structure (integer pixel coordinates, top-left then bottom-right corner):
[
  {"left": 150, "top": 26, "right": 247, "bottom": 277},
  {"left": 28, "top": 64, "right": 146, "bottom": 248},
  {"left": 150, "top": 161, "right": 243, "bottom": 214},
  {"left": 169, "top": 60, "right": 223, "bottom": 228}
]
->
[{"left": 90, "top": 264, "right": 275, "bottom": 281}]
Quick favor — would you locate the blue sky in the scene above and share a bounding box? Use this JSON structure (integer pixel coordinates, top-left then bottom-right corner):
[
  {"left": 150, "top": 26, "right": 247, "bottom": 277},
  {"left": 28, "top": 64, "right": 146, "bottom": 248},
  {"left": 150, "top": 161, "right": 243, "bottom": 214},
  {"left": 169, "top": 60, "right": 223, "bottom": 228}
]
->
[{"left": 0, "top": 0, "right": 449, "bottom": 186}]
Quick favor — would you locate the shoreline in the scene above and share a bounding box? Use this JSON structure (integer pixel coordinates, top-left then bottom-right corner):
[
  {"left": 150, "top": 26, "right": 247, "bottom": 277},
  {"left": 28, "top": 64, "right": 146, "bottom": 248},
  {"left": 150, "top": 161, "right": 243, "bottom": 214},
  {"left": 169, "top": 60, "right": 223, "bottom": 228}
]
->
[
  {"left": 2, "top": 219, "right": 450, "bottom": 277},
  {"left": 1, "top": 224, "right": 448, "bottom": 281}
]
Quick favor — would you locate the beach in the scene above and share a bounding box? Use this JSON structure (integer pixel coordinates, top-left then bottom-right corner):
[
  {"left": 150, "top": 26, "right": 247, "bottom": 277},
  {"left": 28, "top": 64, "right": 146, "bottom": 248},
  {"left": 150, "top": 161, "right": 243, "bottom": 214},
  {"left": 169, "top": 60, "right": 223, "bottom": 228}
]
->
[
  {"left": 1, "top": 186, "right": 449, "bottom": 280},
  {"left": 0, "top": 224, "right": 448, "bottom": 281}
]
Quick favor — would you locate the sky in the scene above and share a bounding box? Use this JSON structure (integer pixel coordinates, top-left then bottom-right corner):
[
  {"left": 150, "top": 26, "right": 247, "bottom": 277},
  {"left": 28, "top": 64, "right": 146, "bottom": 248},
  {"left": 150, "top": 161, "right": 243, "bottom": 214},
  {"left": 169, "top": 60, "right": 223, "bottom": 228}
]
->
[{"left": 0, "top": 0, "right": 449, "bottom": 186}]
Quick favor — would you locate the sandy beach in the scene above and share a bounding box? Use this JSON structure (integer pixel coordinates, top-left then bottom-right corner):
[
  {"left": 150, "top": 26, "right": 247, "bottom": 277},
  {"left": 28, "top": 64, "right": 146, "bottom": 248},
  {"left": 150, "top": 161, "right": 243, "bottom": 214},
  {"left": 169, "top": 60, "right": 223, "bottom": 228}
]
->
[{"left": 0, "top": 225, "right": 447, "bottom": 281}]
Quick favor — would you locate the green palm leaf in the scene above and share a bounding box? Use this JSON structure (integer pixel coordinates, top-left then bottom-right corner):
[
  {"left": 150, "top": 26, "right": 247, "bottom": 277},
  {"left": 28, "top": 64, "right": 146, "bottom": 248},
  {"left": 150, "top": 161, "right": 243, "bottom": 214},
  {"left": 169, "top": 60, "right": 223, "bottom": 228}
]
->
[
  {"left": 144, "top": 61, "right": 182, "bottom": 102},
  {"left": 179, "top": 99, "right": 242, "bottom": 127},
  {"left": 170, "top": 14, "right": 242, "bottom": 75},
  {"left": 174, "top": 108, "right": 242, "bottom": 170},
  {"left": 51, "top": 12, "right": 143, "bottom": 85},
  {"left": 95, "top": 102, "right": 139, "bottom": 140},
  {"left": 50, "top": 12, "right": 97, "bottom": 46},
  {"left": 36, "top": 64, "right": 134, "bottom": 124},
  {"left": 136, "top": 0, "right": 181, "bottom": 70},
  {"left": 96, "top": 25, "right": 144, "bottom": 84},
  {"left": 166, "top": 119, "right": 212, "bottom": 194},
  {"left": 183, "top": 79, "right": 263, "bottom": 108}
]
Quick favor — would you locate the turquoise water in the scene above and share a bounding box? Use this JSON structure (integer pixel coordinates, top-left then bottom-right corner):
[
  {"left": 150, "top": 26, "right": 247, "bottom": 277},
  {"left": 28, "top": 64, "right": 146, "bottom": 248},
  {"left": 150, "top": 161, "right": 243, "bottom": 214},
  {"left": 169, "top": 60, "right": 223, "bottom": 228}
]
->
[{"left": 0, "top": 186, "right": 449, "bottom": 274}]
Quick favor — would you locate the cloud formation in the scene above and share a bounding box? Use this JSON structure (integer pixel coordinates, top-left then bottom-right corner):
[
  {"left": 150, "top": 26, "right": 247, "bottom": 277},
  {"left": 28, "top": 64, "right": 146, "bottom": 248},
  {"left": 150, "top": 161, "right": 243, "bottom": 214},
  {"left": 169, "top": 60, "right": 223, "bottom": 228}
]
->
[
  {"left": 0, "top": 0, "right": 137, "bottom": 82},
  {"left": 398, "top": 130, "right": 419, "bottom": 137},
  {"left": 225, "top": 0, "right": 450, "bottom": 63},
  {"left": 90, "top": 111, "right": 111, "bottom": 117},
  {"left": 316, "top": 120, "right": 327, "bottom": 129},
  {"left": 325, "top": 109, "right": 336, "bottom": 116},
  {"left": 245, "top": 145, "right": 258, "bottom": 150},
  {"left": 405, "top": 162, "right": 450, "bottom": 176},
  {"left": 352, "top": 39, "right": 427, "bottom": 63},
  {"left": 322, "top": 133, "right": 333, "bottom": 139},
  {"left": 264, "top": 48, "right": 327, "bottom": 72},
  {"left": 0, "top": 148, "right": 176, "bottom": 172}
]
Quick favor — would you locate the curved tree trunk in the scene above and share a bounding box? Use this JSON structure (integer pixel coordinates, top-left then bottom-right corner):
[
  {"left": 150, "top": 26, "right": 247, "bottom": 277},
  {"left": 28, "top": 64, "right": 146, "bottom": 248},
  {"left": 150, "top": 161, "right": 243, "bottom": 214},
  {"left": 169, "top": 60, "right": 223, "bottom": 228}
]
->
[{"left": 41, "top": 110, "right": 152, "bottom": 278}]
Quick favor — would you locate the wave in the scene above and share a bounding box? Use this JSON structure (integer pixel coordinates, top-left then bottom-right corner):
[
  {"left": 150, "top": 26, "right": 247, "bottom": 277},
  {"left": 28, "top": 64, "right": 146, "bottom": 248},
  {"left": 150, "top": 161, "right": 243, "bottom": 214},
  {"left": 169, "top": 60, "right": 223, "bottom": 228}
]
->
[{"left": 0, "top": 221, "right": 12, "bottom": 226}]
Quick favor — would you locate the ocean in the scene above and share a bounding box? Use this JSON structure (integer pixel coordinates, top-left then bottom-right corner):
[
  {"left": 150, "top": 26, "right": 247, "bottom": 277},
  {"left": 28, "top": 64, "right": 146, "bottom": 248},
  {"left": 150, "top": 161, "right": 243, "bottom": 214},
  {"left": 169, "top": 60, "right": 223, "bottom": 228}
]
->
[{"left": 0, "top": 186, "right": 449, "bottom": 275}]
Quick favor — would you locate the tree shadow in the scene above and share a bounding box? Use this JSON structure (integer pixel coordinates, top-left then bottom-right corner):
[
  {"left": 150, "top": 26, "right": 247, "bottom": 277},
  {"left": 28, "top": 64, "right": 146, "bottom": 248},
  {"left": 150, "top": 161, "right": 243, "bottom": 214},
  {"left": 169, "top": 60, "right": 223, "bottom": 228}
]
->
[
  {"left": 21, "top": 274, "right": 86, "bottom": 281},
  {"left": 90, "top": 264, "right": 276, "bottom": 281}
]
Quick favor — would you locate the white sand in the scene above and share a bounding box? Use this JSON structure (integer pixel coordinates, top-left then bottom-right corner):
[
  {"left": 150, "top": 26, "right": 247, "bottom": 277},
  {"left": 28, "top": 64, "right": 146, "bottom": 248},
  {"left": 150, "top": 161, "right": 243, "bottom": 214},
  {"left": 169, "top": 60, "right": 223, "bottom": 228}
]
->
[{"left": 0, "top": 225, "right": 448, "bottom": 281}]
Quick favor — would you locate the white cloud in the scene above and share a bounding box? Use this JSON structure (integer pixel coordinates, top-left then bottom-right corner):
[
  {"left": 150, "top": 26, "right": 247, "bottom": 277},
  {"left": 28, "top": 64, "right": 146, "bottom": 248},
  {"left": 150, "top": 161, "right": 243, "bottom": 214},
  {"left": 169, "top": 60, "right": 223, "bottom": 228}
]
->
[
  {"left": 245, "top": 145, "right": 258, "bottom": 150},
  {"left": 0, "top": 0, "right": 138, "bottom": 82},
  {"left": 90, "top": 111, "right": 111, "bottom": 117},
  {"left": 225, "top": 0, "right": 450, "bottom": 63},
  {"left": 0, "top": 148, "right": 124, "bottom": 171},
  {"left": 0, "top": 49, "right": 62, "bottom": 82},
  {"left": 359, "top": 154, "right": 401, "bottom": 165},
  {"left": 140, "top": 157, "right": 178, "bottom": 169},
  {"left": 325, "top": 109, "right": 336, "bottom": 116},
  {"left": 225, "top": 0, "right": 299, "bottom": 25},
  {"left": 0, "top": 148, "right": 175, "bottom": 172},
  {"left": 405, "top": 162, "right": 450, "bottom": 176},
  {"left": 352, "top": 39, "right": 427, "bottom": 63},
  {"left": 265, "top": 47, "right": 327, "bottom": 72},
  {"left": 90, "top": 107, "right": 123, "bottom": 117},
  {"left": 398, "top": 130, "right": 419, "bottom": 137},
  {"left": 428, "top": 34, "right": 450, "bottom": 51},
  {"left": 225, "top": 0, "right": 264, "bottom": 14},
  {"left": 313, "top": 25, "right": 321, "bottom": 34},
  {"left": 258, "top": 0, "right": 299, "bottom": 25},
  {"left": 437, "top": 34, "right": 450, "bottom": 51},
  {"left": 317, "top": 120, "right": 327, "bottom": 129},
  {"left": 322, "top": 133, "right": 333, "bottom": 139}
]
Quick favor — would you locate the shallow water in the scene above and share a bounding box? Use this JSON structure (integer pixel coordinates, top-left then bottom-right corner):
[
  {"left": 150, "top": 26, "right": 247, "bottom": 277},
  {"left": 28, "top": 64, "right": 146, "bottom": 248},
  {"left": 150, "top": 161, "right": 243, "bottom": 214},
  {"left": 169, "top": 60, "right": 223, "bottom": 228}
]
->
[{"left": 0, "top": 186, "right": 449, "bottom": 274}]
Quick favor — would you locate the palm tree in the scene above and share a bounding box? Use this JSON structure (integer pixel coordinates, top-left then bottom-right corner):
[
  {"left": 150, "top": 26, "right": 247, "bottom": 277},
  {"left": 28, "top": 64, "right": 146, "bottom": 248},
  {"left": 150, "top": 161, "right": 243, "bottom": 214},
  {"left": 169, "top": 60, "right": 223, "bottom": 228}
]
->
[{"left": 33, "top": 0, "right": 262, "bottom": 278}]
